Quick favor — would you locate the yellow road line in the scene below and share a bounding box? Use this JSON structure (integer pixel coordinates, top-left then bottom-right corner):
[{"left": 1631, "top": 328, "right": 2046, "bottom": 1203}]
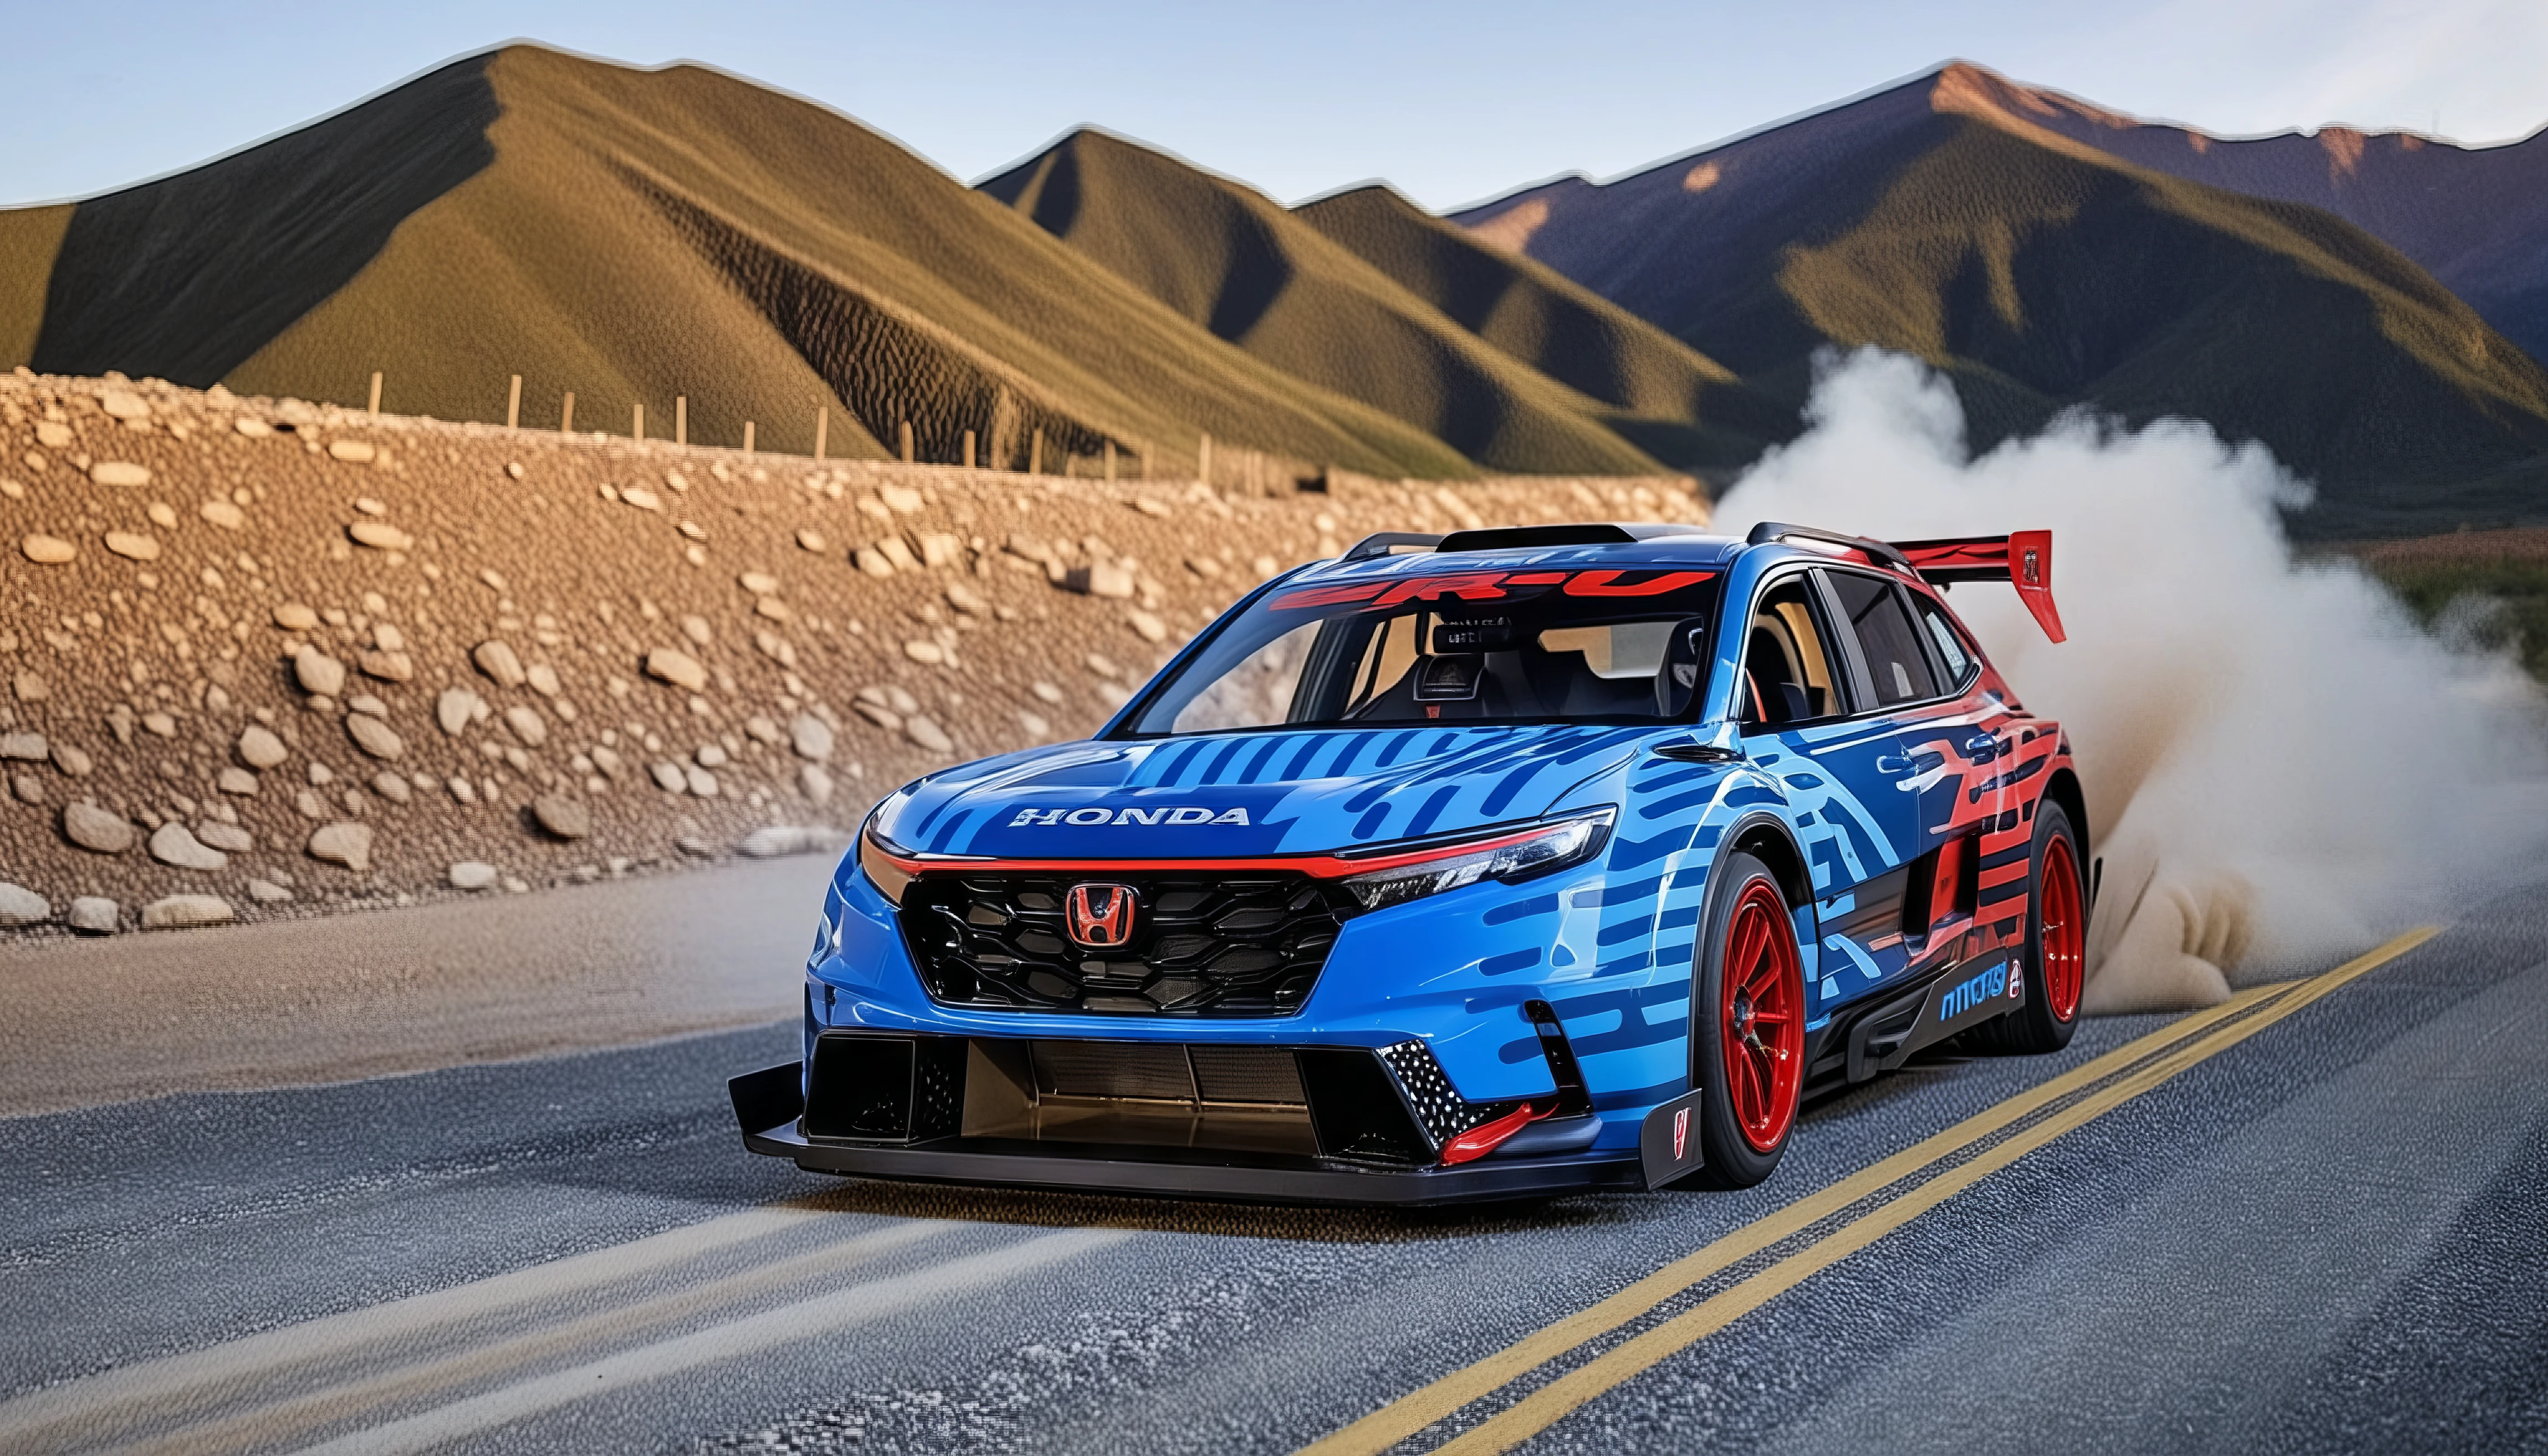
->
[
  {"left": 1429, "top": 926, "right": 2438, "bottom": 1456},
  {"left": 1300, "top": 981, "right": 2285, "bottom": 1456},
  {"left": 1301, "top": 926, "right": 2437, "bottom": 1456}
]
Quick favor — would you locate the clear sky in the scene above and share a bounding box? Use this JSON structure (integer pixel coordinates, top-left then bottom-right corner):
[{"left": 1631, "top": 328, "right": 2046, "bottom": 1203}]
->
[{"left": 7, "top": 0, "right": 2544, "bottom": 212}]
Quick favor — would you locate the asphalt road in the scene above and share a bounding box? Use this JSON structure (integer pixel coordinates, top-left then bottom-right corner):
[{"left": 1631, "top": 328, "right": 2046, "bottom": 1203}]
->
[
  {"left": 3, "top": 872, "right": 2544, "bottom": 1454},
  {"left": 0, "top": 852, "right": 833, "bottom": 1117}
]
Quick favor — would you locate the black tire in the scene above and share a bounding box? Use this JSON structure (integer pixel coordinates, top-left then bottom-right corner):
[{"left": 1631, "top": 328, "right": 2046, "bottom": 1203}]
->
[
  {"left": 1685, "top": 851, "right": 1806, "bottom": 1189},
  {"left": 1973, "top": 801, "right": 2087, "bottom": 1055}
]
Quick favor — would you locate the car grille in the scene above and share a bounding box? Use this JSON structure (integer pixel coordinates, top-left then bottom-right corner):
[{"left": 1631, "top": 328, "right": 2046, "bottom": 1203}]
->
[{"left": 901, "top": 871, "right": 1357, "bottom": 1015}]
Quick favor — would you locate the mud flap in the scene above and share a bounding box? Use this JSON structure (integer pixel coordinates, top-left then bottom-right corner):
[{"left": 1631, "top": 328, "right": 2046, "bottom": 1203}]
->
[{"left": 1638, "top": 1087, "right": 1708, "bottom": 1189}]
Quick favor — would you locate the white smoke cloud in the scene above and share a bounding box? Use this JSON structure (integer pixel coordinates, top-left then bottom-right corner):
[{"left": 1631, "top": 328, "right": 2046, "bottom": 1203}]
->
[{"left": 1711, "top": 350, "right": 2548, "bottom": 1010}]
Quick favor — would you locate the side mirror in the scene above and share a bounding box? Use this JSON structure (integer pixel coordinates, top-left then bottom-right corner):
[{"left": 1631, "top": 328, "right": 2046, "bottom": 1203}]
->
[{"left": 1650, "top": 721, "right": 1744, "bottom": 764}]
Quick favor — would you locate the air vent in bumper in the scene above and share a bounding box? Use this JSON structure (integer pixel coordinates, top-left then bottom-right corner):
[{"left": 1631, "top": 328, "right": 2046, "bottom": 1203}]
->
[{"left": 798, "top": 1032, "right": 1543, "bottom": 1168}]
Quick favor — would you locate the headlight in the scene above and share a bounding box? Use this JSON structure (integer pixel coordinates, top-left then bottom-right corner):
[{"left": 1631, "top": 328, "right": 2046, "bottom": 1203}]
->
[
  {"left": 858, "top": 790, "right": 918, "bottom": 905},
  {"left": 1338, "top": 808, "right": 1615, "bottom": 911}
]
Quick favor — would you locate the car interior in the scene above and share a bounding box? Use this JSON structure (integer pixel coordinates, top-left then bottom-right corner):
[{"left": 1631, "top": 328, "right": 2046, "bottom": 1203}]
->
[
  {"left": 1327, "top": 611, "right": 1705, "bottom": 723},
  {"left": 1741, "top": 576, "right": 1844, "bottom": 728}
]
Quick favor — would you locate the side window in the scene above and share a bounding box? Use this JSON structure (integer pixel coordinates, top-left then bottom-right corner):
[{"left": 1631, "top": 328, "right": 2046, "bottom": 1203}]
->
[
  {"left": 1739, "top": 575, "right": 1846, "bottom": 728},
  {"left": 1827, "top": 572, "right": 1939, "bottom": 708},
  {"left": 1917, "top": 599, "right": 1976, "bottom": 687}
]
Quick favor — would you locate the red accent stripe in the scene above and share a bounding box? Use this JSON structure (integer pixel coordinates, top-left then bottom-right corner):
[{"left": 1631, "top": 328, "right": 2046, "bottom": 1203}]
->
[
  {"left": 1266, "top": 567, "right": 1716, "bottom": 614},
  {"left": 1562, "top": 569, "right": 1719, "bottom": 597},
  {"left": 878, "top": 824, "right": 1561, "bottom": 881}
]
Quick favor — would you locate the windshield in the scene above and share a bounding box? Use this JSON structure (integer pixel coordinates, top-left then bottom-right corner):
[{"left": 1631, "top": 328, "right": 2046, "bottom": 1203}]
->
[{"left": 1120, "top": 564, "right": 1722, "bottom": 736}]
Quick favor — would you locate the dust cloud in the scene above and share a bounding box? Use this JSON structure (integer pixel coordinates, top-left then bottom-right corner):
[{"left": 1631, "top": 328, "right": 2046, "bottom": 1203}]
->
[{"left": 1711, "top": 350, "right": 2547, "bottom": 1010}]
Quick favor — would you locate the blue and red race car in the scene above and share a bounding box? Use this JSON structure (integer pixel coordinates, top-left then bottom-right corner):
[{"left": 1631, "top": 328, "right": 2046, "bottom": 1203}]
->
[{"left": 731, "top": 520, "right": 2090, "bottom": 1202}]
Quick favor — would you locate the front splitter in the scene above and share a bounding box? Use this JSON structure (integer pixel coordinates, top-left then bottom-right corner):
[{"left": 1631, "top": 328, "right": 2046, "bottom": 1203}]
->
[{"left": 732, "top": 1062, "right": 1639, "bottom": 1206}]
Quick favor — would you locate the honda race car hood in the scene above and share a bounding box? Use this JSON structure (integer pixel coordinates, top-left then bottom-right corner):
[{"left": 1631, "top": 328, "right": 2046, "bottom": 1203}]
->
[{"left": 875, "top": 724, "right": 1658, "bottom": 859}]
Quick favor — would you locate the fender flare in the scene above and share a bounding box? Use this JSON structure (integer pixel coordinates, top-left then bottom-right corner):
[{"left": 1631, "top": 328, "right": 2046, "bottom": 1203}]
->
[
  {"left": 1683, "top": 810, "right": 1816, "bottom": 1075},
  {"left": 1710, "top": 810, "right": 1815, "bottom": 928}
]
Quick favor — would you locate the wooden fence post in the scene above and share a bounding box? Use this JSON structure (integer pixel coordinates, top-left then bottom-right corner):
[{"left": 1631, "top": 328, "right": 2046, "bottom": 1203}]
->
[
  {"left": 1030, "top": 428, "right": 1043, "bottom": 476},
  {"left": 743, "top": 421, "right": 756, "bottom": 458},
  {"left": 633, "top": 402, "right": 644, "bottom": 441},
  {"left": 899, "top": 420, "right": 914, "bottom": 463},
  {"left": 1198, "top": 432, "right": 1212, "bottom": 486},
  {"left": 1104, "top": 440, "right": 1116, "bottom": 482},
  {"left": 962, "top": 429, "right": 976, "bottom": 469},
  {"left": 815, "top": 407, "right": 829, "bottom": 462},
  {"left": 368, "top": 371, "right": 382, "bottom": 418},
  {"left": 675, "top": 396, "right": 687, "bottom": 447},
  {"left": 507, "top": 375, "right": 522, "bottom": 430},
  {"left": 560, "top": 392, "right": 575, "bottom": 435}
]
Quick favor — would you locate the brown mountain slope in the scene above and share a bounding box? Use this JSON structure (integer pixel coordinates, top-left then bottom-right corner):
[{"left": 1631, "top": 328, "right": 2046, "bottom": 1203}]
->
[
  {"left": 1291, "top": 183, "right": 1789, "bottom": 470},
  {"left": 1453, "top": 70, "right": 2548, "bottom": 537},
  {"left": 979, "top": 129, "right": 1710, "bottom": 476},
  {"left": 5, "top": 46, "right": 1472, "bottom": 477},
  {"left": 1921, "top": 63, "right": 2548, "bottom": 366}
]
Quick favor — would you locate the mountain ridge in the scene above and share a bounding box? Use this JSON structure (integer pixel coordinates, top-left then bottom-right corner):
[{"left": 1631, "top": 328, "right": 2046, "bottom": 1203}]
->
[
  {"left": 2, "top": 47, "right": 1484, "bottom": 478},
  {"left": 3, "top": 47, "right": 2545, "bottom": 534},
  {"left": 978, "top": 127, "right": 1786, "bottom": 476},
  {"left": 1448, "top": 62, "right": 2548, "bottom": 537}
]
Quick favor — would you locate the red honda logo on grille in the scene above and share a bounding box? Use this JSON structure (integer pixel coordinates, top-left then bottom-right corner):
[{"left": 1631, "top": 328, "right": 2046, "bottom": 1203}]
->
[{"left": 1066, "top": 883, "right": 1138, "bottom": 948}]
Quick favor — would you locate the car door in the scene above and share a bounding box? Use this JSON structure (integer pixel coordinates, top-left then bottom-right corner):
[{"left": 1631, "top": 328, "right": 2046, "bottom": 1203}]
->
[
  {"left": 1732, "top": 569, "right": 1928, "bottom": 1000},
  {"left": 1815, "top": 569, "right": 1976, "bottom": 983}
]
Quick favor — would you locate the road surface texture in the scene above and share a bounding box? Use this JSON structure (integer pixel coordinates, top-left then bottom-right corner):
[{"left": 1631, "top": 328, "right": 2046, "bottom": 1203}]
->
[
  {"left": 2, "top": 867, "right": 2542, "bottom": 1454},
  {"left": 0, "top": 854, "right": 832, "bottom": 1117}
]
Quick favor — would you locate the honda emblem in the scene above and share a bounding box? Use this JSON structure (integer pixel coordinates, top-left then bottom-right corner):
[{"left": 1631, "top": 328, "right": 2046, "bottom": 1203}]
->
[
  {"left": 1065, "top": 883, "right": 1138, "bottom": 948},
  {"left": 1672, "top": 1106, "right": 1690, "bottom": 1161}
]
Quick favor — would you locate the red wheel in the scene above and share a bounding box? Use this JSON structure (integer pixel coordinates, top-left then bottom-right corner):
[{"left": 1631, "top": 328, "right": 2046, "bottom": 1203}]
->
[
  {"left": 1686, "top": 852, "right": 1805, "bottom": 1187},
  {"left": 2039, "top": 830, "right": 2085, "bottom": 1023},
  {"left": 1720, "top": 880, "right": 1805, "bottom": 1152}
]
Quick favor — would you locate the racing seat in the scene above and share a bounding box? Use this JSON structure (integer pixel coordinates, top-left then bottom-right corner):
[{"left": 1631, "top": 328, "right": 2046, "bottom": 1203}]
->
[
  {"left": 1744, "top": 625, "right": 1815, "bottom": 727},
  {"left": 1347, "top": 652, "right": 1535, "bottom": 721},
  {"left": 1513, "top": 640, "right": 1657, "bottom": 717}
]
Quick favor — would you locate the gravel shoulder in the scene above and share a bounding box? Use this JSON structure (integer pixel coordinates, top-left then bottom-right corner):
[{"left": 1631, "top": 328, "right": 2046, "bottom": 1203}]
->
[{"left": 0, "top": 370, "right": 1699, "bottom": 941}]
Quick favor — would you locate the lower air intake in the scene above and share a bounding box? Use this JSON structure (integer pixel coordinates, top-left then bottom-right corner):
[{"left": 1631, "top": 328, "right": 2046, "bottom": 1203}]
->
[{"left": 801, "top": 1034, "right": 1540, "bottom": 1168}]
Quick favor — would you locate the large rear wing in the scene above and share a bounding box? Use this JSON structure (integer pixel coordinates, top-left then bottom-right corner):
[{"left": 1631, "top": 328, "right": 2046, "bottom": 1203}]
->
[
  {"left": 1744, "top": 523, "right": 2065, "bottom": 643},
  {"left": 1892, "top": 532, "right": 2065, "bottom": 643}
]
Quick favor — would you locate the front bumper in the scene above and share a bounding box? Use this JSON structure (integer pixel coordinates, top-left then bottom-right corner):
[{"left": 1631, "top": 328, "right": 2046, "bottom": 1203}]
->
[{"left": 728, "top": 1057, "right": 1645, "bottom": 1207}]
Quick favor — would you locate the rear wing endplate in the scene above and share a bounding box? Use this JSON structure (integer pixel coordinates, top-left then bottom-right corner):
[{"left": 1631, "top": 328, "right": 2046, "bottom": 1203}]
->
[{"left": 1892, "top": 531, "right": 2065, "bottom": 643}]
